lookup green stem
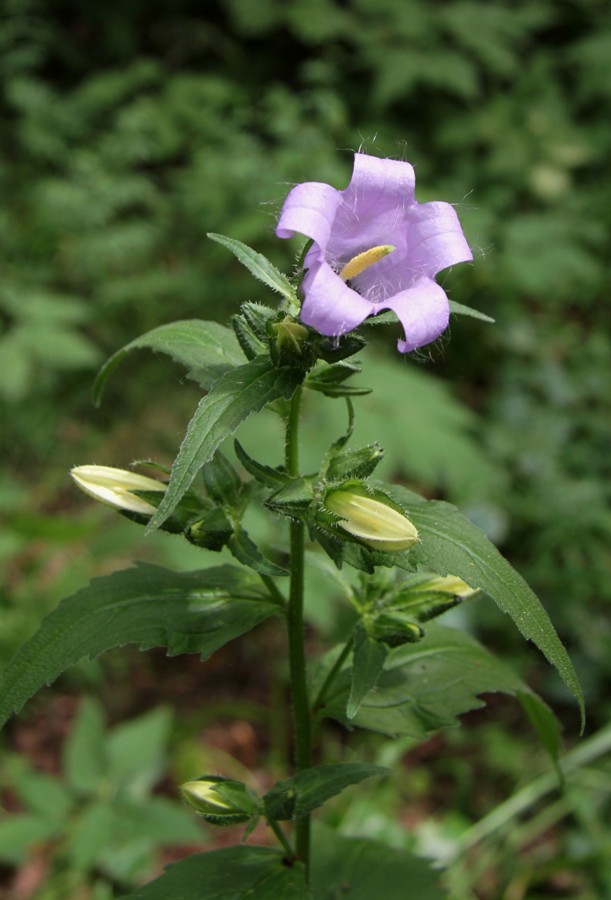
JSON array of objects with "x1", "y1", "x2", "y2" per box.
[
  {"x1": 268, "y1": 818, "x2": 296, "y2": 861},
  {"x1": 311, "y1": 636, "x2": 354, "y2": 714},
  {"x1": 284, "y1": 386, "x2": 312, "y2": 874}
]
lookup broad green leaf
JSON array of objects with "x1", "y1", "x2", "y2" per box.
[
  {"x1": 121, "y1": 845, "x2": 307, "y2": 899},
  {"x1": 63, "y1": 696, "x2": 108, "y2": 795},
  {"x1": 10, "y1": 766, "x2": 73, "y2": 819},
  {"x1": 448, "y1": 300, "x2": 495, "y2": 322},
  {"x1": 106, "y1": 706, "x2": 172, "y2": 794},
  {"x1": 208, "y1": 232, "x2": 298, "y2": 305},
  {"x1": 0, "y1": 814, "x2": 63, "y2": 865},
  {"x1": 67, "y1": 800, "x2": 116, "y2": 871},
  {"x1": 347, "y1": 625, "x2": 388, "y2": 720},
  {"x1": 378, "y1": 482, "x2": 584, "y2": 727},
  {"x1": 320, "y1": 624, "x2": 560, "y2": 759},
  {"x1": 0, "y1": 564, "x2": 279, "y2": 728},
  {"x1": 93, "y1": 320, "x2": 244, "y2": 404},
  {"x1": 264, "y1": 763, "x2": 388, "y2": 821},
  {"x1": 147, "y1": 357, "x2": 302, "y2": 532},
  {"x1": 311, "y1": 824, "x2": 444, "y2": 899}
]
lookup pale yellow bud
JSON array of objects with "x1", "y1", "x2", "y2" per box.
[
  {"x1": 180, "y1": 780, "x2": 234, "y2": 814},
  {"x1": 325, "y1": 489, "x2": 419, "y2": 552},
  {"x1": 419, "y1": 574, "x2": 477, "y2": 598},
  {"x1": 70, "y1": 465, "x2": 166, "y2": 516},
  {"x1": 339, "y1": 245, "x2": 396, "y2": 281}
]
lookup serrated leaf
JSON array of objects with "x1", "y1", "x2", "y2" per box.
[
  {"x1": 449, "y1": 300, "x2": 495, "y2": 323},
  {"x1": 263, "y1": 763, "x2": 388, "y2": 821},
  {"x1": 347, "y1": 625, "x2": 388, "y2": 720},
  {"x1": 377, "y1": 482, "x2": 584, "y2": 728},
  {"x1": 208, "y1": 233, "x2": 297, "y2": 304},
  {"x1": 120, "y1": 845, "x2": 307, "y2": 899},
  {"x1": 147, "y1": 357, "x2": 302, "y2": 531},
  {"x1": 0, "y1": 564, "x2": 279, "y2": 728},
  {"x1": 311, "y1": 824, "x2": 444, "y2": 899},
  {"x1": 93, "y1": 320, "x2": 244, "y2": 404},
  {"x1": 321, "y1": 624, "x2": 560, "y2": 758}
]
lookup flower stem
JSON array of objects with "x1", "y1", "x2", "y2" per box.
[{"x1": 284, "y1": 386, "x2": 312, "y2": 874}]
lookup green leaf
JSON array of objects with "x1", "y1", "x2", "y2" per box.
[
  {"x1": 378, "y1": 483, "x2": 584, "y2": 728},
  {"x1": 208, "y1": 233, "x2": 298, "y2": 305},
  {"x1": 234, "y1": 439, "x2": 287, "y2": 487},
  {"x1": 147, "y1": 357, "x2": 302, "y2": 532},
  {"x1": 0, "y1": 564, "x2": 279, "y2": 728},
  {"x1": 227, "y1": 526, "x2": 289, "y2": 577},
  {"x1": 202, "y1": 451, "x2": 242, "y2": 506},
  {"x1": 93, "y1": 320, "x2": 244, "y2": 404},
  {"x1": 263, "y1": 763, "x2": 388, "y2": 821},
  {"x1": 63, "y1": 697, "x2": 109, "y2": 795},
  {"x1": 311, "y1": 824, "x2": 444, "y2": 899},
  {"x1": 121, "y1": 845, "x2": 307, "y2": 899},
  {"x1": 106, "y1": 706, "x2": 172, "y2": 794},
  {"x1": 347, "y1": 625, "x2": 388, "y2": 720},
  {"x1": 0, "y1": 814, "x2": 63, "y2": 865},
  {"x1": 320, "y1": 624, "x2": 560, "y2": 758},
  {"x1": 448, "y1": 300, "x2": 495, "y2": 323}
]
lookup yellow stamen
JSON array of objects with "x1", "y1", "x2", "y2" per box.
[{"x1": 339, "y1": 244, "x2": 395, "y2": 281}]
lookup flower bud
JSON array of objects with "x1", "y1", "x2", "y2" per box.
[
  {"x1": 70, "y1": 465, "x2": 166, "y2": 516},
  {"x1": 180, "y1": 776, "x2": 260, "y2": 826},
  {"x1": 417, "y1": 574, "x2": 477, "y2": 599},
  {"x1": 324, "y1": 486, "x2": 419, "y2": 552}
]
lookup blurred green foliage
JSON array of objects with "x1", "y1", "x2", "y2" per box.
[{"x1": 1, "y1": 0, "x2": 610, "y2": 893}]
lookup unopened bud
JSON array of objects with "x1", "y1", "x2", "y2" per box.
[
  {"x1": 180, "y1": 776, "x2": 260, "y2": 826},
  {"x1": 324, "y1": 487, "x2": 419, "y2": 552},
  {"x1": 418, "y1": 574, "x2": 477, "y2": 598},
  {"x1": 70, "y1": 465, "x2": 166, "y2": 516}
]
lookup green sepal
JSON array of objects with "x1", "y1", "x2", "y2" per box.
[
  {"x1": 386, "y1": 574, "x2": 470, "y2": 622},
  {"x1": 234, "y1": 440, "x2": 287, "y2": 488},
  {"x1": 309, "y1": 523, "x2": 417, "y2": 576},
  {"x1": 186, "y1": 507, "x2": 233, "y2": 551},
  {"x1": 449, "y1": 300, "x2": 495, "y2": 323},
  {"x1": 311, "y1": 332, "x2": 367, "y2": 363},
  {"x1": 369, "y1": 612, "x2": 425, "y2": 647},
  {"x1": 268, "y1": 316, "x2": 317, "y2": 371},
  {"x1": 201, "y1": 451, "x2": 242, "y2": 507},
  {"x1": 263, "y1": 763, "x2": 388, "y2": 821},
  {"x1": 265, "y1": 477, "x2": 315, "y2": 519},
  {"x1": 326, "y1": 443, "x2": 385, "y2": 481},
  {"x1": 181, "y1": 775, "x2": 262, "y2": 827}
]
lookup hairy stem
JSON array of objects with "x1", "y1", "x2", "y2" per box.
[{"x1": 284, "y1": 386, "x2": 312, "y2": 873}]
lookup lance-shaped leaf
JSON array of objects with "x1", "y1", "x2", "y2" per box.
[
  {"x1": 376, "y1": 482, "x2": 584, "y2": 728},
  {"x1": 347, "y1": 624, "x2": 388, "y2": 720},
  {"x1": 93, "y1": 320, "x2": 244, "y2": 404},
  {"x1": 0, "y1": 564, "x2": 280, "y2": 728},
  {"x1": 263, "y1": 763, "x2": 388, "y2": 821},
  {"x1": 121, "y1": 845, "x2": 307, "y2": 899},
  {"x1": 147, "y1": 357, "x2": 303, "y2": 532},
  {"x1": 208, "y1": 233, "x2": 298, "y2": 305},
  {"x1": 319, "y1": 625, "x2": 560, "y2": 759}
]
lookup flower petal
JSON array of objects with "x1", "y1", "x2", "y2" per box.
[
  {"x1": 403, "y1": 201, "x2": 473, "y2": 277},
  {"x1": 381, "y1": 277, "x2": 450, "y2": 353},
  {"x1": 300, "y1": 252, "x2": 372, "y2": 336},
  {"x1": 275, "y1": 181, "x2": 342, "y2": 247}
]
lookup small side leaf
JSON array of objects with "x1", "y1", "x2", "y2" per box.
[
  {"x1": 449, "y1": 300, "x2": 495, "y2": 323},
  {"x1": 234, "y1": 439, "x2": 287, "y2": 487},
  {"x1": 148, "y1": 357, "x2": 303, "y2": 531},
  {"x1": 347, "y1": 624, "x2": 388, "y2": 720},
  {"x1": 0, "y1": 564, "x2": 279, "y2": 728},
  {"x1": 263, "y1": 763, "x2": 388, "y2": 821},
  {"x1": 208, "y1": 233, "x2": 298, "y2": 305},
  {"x1": 227, "y1": 526, "x2": 289, "y2": 577},
  {"x1": 93, "y1": 320, "x2": 244, "y2": 404}
]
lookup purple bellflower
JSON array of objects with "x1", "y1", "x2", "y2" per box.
[{"x1": 276, "y1": 153, "x2": 473, "y2": 352}]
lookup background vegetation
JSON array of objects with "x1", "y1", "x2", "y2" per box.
[{"x1": 1, "y1": 0, "x2": 610, "y2": 896}]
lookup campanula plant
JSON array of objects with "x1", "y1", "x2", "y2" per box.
[{"x1": 0, "y1": 153, "x2": 583, "y2": 898}]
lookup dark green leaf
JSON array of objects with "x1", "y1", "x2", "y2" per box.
[
  {"x1": 93, "y1": 320, "x2": 244, "y2": 404},
  {"x1": 147, "y1": 357, "x2": 302, "y2": 532},
  {"x1": 227, "y1": 526, "x2": 289, "y2": 577},
  {"x1": 263, "y1": 763, "x2": 388, "y2": 821},
  {"x1": 378, "y1": 483, "x2": 584, "y2": 728},
  {"x1": 208, "y1": 233, "x2": 298, "y2": 305},
  {"x1": 347, "y1": 625, "x2": 388, "y2": 720},
  {"x1": 202, "y1": 451, "x2": 242, "y2": 505},
  {"x1": 234, "y1": 439, "x2": 287, "y2": 487},
  {"x1": 121, "y1": 845, "x2": 307, "y2": 899},
  {"x1": 311, "y1": 824, "x2": 444, "y2": 899},
  {"x1": 321, "y1": 624, "x2": 560, "y2": 758},
  {"x1": 0, "y1": 564, "x2": 279, "y2": 728}
]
